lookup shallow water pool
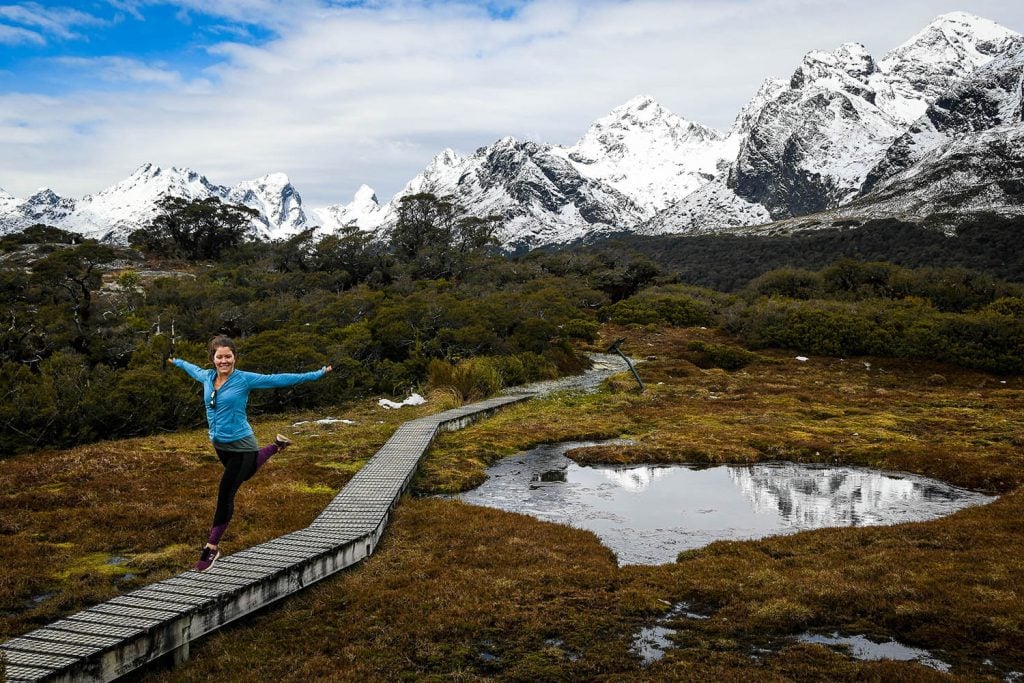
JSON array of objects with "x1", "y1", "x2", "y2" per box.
[{"x1": 454, "y1": 440, "x2": 996, "y2": 565}]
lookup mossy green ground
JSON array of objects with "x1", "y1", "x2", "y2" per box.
[{"x1": 3, "y1": 326, "x2": 1023, "y2": 681}]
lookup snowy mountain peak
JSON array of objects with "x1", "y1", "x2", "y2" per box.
[
  {"x1": 26, "y1": 188, "x2": 65, "y2": 206},
  {"x1": 832, "y1": 42, "x2": 877, "y2": 79},
  {"x1": 611, "y1": 94, "x2": 673, "y2": 122},
  {"x1": 792, "y1": 42, "x2": 878, "y2": 98},
  {"x1": 353, "y1": 184, "x2": 379, "y2": 206},
  {"x1": 870, "y1": 12, "x2": 1022, "y2": 124},
  {"x1": 491, "y1": 136, "x2": 521, "y2": 151},
  {"x1": 311, "y1": 182, "x2": 388, "y2": 234},
  {"x1": 906, "y1": 11, "x2": 1021, "y2": 56},
  {"x1": 229, "y1": 172, "x2": 306, "y2": 239},
  {"x1": 547, "y1": 96, "x2": 731, "y2": 217},
  {"x1": 588, "y1": 95, "x2": 723, "y2": 146},
  {"x1": 426, "y1": 148, "x2": 466, "y2": 173},
  {"x1": 126, "y1": 162, "x2": 208, "y2": 186},
  {"x1": 880, "y1": 11, "x2": 1021, "y2": 87}
]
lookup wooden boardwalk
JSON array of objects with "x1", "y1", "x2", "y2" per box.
[{"x1": 1, "y1": 394, "x2": 532, "y2": 682}]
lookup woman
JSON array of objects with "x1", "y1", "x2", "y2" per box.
[{"x1": 170, "y1": 335, "x2": 332, "y2": 571}]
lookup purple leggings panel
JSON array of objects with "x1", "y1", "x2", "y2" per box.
[{"x1": 207, "y1": 442, "x2": 280, "y2": 546}]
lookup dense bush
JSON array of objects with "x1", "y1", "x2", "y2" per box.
[
  {"x1": 599, "y1": 286, "x2": 728, "y2": 327},
  {"x1": 0, "y1": 218, "x2": 614, "y2": 453},
  {"x1": 725, "y1": 297, "x2": 1024, "y2": 373}
]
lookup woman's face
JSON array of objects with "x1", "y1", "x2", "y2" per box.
[{"x1": 212, "y1": 346, "x2": 236, "y2": 374}]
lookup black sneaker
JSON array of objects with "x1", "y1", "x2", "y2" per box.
[{"x1": 195, "y1": 546, "x2": 221, "y2": 572}]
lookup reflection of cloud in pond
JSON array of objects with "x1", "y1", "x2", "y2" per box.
[{"x1": 601, "y1": 466, "x2": 671, "y2": 492}]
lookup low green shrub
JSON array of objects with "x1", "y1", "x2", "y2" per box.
[
  {"x1": 685, "y1": 341, "x2": 761, "y2": 371},
  {"x1": 601, "y1": 292, "x2": 716, "y2": 327}
]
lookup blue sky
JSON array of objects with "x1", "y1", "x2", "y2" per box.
[{"x1": 2, "y1": 0, "x2": 1023, "y2": 207}]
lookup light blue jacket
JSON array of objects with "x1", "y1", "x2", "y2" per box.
[{"x1": 172, "y1": 358, "x2": 327, "y2": 443}]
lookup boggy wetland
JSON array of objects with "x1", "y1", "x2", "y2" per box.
[{"x1": 2, "y1": 325, "x2": 1023, "y2": 681}]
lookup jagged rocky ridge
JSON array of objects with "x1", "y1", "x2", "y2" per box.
[
  {"x1": 1, "y1": 11, "x2": 1021, "y2": 249},
  {"x1": 0, "y1": 164, "x2": 309, "y2": 243}
]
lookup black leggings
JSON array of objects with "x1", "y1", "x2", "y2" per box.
[
  {"x1": 207, "y1": 443, "x2": 281, "y2": 545},
  {"x1": 213, "y1": 448, "x2": 259, "y2": 525}
]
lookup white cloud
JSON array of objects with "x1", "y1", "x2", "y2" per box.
[
  {"x1": 0, "y1": 21, "x2": 44, "y2": 45},
  {"x1": 0, "y1": 2, "x2": 107, "y2": 40},
  {"x1": 1, "y1": 0, "x2": 1023, "y2": 209},
  {"x1": 51, "y1": 56, "x2": 184, "y2": 86}
]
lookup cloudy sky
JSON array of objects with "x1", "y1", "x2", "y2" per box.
[{"x1": 2, "y1": 0, "x2": 1023, "y2": 207}]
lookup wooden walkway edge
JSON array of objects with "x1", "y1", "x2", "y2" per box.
[{"x1": 1, "y1": 393, "x2": 532, "y2": 682}]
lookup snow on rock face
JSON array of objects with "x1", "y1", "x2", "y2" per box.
[
  {"x1": 423, "y1": 137, "x2": 644, "y2": 249},
  {"x1": 228, "y1": 172, "x2": 308, "y2": 239},
  {"x1": 0, "y1": 188, "x2": 17, "y2": 212},
  {"x1": 759, "y1": 124, "x2": 1024, "y2": 233},
  {"x1": 0, "y1": 187, "x2": 78, "y2": 234},
  {"x1": 638, "y1": 180, "x2": 772, "y2": 236},
  {"x1": 728, "y1": 12, "x2": 1022, "y2": 223},
  {"x1": 0, "y1": 163, "x2": 315, "y2": 242},
  {"x1": 399, "y1": 147, "x2": 466, "y2": 197},
  {"x1": 313, "y1": 183, "x2": 388, "y2": 233},
  {"x1": 61, "y1": 163, "x2": 224, "y2": 241},
  {"x1": 865, "y1": 124, "x2": 1024, "y2": 218},
  {"x1": 551, "y1": 95, "x2": 730, "y2": 217},
  {"x1": 793, "y1": 43, "x2": 878, "y2": 98},
  {"x1": 873, "y1": 11, "x2": 1024, "y2": 124},
  {"x1": 729, "y1": 45, "x2": 903, "y2": 220},
  {"x1": 862, "y1": 44, "x2": 1024, "y2": 196}
]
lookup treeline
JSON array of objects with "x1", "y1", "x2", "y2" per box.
[
  {"x1": 604, "y1": 259, "x2": 1024, "y2": 374},
  {"x1": 3, "y1": 197, "x2": 1023, "y2": 455},
  {"x1": 0, "y1": 194, "x2": 659, "y2": 454},
  {"x1": 590, "y1": 214, "x2": 1024, "y2": 291}
]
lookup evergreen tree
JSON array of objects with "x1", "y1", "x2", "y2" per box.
[{"x1": 131, "y1": 196, "x2": 259, "y2": 260}]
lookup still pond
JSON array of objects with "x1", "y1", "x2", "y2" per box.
[{"x1": 453, "y1": 439, "x2": 996, "y2": 565}]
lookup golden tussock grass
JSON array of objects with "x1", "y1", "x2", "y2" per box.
[{"x1": 4, "y1": 324, "x2": 1024, "y2": 680}]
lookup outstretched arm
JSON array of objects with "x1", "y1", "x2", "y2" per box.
[
  {"x1": 243, "y1": 365, "x2": 332, "y2": 390},
  {"x1": 168, "y1": 357, "x2": 209, "y2": 383}
]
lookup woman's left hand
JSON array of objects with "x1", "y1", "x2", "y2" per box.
[{"x1": 324, "y1": 365, "x2": 333, "y2": 373}]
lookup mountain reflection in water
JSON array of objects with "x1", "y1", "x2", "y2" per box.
[{"x1": 453, "y1": 441, "x2": 996, "y2": 565}]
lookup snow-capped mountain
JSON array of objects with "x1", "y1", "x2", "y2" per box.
[
  {"x1": 550, "y1": 95, "x2": 732, "y2": 217},
  {"x1": 872, "y1": 11, "x2": 1023, "y2": 124},
  {"x1": 676, "y1": 11, "x2": 1024, "y2": 232},
  {"x1": 755, "y1": 45, "x2": 1024, "y2": 233},
  {"x1": 0, "y1": 164, "x2": 310, "y2": 242},
  {"x1": 312, "y1": 184, "x2": 388, "y2": 234},
  {"x1": 1, "y1": 11, "x2": 1021, "y2": 250},
  {"x1": 729, "y1": 41, "x2": 904, "y2": 219},
  {"x1": 317, "y1": 96, "x2": 732, "y2": 248},
  {"x1": 227, "y1": 172, "x2": 307, "y2": 237},
  {"x1": 388, "y1": 137, "x2": 645, "y2": 249},
  {"x1": 863, "y1": 44, "x2": 1024, "y2": 194}
]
